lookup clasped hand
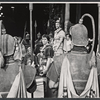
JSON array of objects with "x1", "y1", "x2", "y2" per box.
[{"x1": 39, "y1": 67, "x2": 47, "y2": 76}]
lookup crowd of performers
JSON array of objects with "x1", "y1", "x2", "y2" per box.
[{"x1": 0, "y1": 16, "x2": 100, "y2": 98}]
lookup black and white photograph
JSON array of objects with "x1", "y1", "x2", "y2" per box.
[{"x1": 0, "y1": 2, "x2": 99, "y2": 98}]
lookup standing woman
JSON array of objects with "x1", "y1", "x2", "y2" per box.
[{"x1": 53, "y1": 18, "x2": 65, "y2": 56}]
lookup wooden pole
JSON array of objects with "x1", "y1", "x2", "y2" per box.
[
  {"x1": 34, "y1": 20, "x2": 37, "y2": 41},
  {"x1": 0, "y1": 20, "x2": 2, "y2": 51},
  {"x1": 47, "y1": 20, "x2": 49, "y2": 34},
  {"x1": 76, "y1": 4, "x2": 81, "y2": 23},
  {"x1": 98, "y1": 4, "x2": 100, "y2": 53},
  {"x1": 29, "y1": 3, "x2": 33, "y2": 58},
  {"x1": 0, "y1": 4, "x2": 2, "y2": 51},
  {"x1": 64, "y1": 3, "x2": 70, "y2": 34}
]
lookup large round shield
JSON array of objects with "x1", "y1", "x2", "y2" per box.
[{"x1": 22, "y1": 64, "x2": 37, "y2": 93}]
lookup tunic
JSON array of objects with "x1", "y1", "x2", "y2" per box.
[
  {"x1": 37, "y1": 44, "x2": 54, "y2": 75},
  {"x1": 53, "y1": 28, "x2": 65, "y2": 56},
  {"x1": 21, "y1": 39, "x2": 31, "y2": 50}
]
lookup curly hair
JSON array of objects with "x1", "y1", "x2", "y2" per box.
[{"x1": 42, "y1": 34, "x2": 50, "y2": 42}]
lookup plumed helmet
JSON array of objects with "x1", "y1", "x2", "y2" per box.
[
  {"x1": 1, "y1": 23, "x2": 6, "y2": 34},
  {"x1": 1, "y1": 23, "x2": 5, "y2": 29},
  {"x1": 55, "y1": 17, "x2": 61, "y2": 23},
  {"x1": 37, "y1": 32, "x2": 41, "y2": 36},
  {"x1": 70, "y1": 24, "x2": 88, "y2": 46},
  {"x1": 26, "y1": 33, "x2": 30, "y2": 39}
]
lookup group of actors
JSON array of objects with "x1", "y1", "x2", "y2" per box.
[
  {"x1": 22, "y1": 18, "x2": 72, "y2": 75},
  {"x1": 18, "y1": 18, "x2": 73, "y2": 98},
  {"x1": 1, "y1": 16, "x2": 99, "y2": 98},
  {"x1": 18, "y1": 17, "x2": 100, "y2": 98}
]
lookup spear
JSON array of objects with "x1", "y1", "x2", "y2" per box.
[
  {"x1": 0, "y1": 20, "x2": 1, "y2": 51},
  {"x1": 34, "y1": 20, "x2": 37, "y2": 41},
  {"x1": 47, "y1": 20, "x2": 49, "y2": 27},
  {"x1": 29, "y1": 3, "x2": 33, "y2": 58},
  {"x1": 22, "y1": 21, "x2": 27, "y2": 40},
  {"x1": 47, "y1": 20, "x2": 50, "y2": 34},
  {"x1": 29, "y1": 3, "x2": 34, "y2": 98}
]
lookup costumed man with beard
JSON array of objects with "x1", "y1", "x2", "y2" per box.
[
  {"x1": 47, "y1": 15, "x2": 99, "y2": 98},
  {"x1": 44, "y1": 17, "x2": 65, "y2": 97},
  {"x1": 34, "y1": 32, "x2": 43, "y2": 69},
  {"x1": 35, "y1": 32, "x2": 42, "y2": 47},
  {"x1": 22, "y1": 32, "x2": 31, "y2": 51},
  {"x1": 34, "y1": 32, "x2": 43, "y2": 56}
]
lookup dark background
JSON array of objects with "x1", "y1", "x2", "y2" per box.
[{"x1": 0, "y1": 3, "x2": 98, "y2": 50}]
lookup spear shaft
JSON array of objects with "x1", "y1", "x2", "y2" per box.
[
  {"x1": 34, "y1": 20, "x2": 37, "y2": 41},
  {"x1": 29, "y1": 3, "x2": 33, "y2": 57},
  {"x1": 0, "y1": 20, "x2": 1, "y2": 51}
]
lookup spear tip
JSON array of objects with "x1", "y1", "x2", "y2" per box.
[{"x1": 34, "y1": 20, "x2": 37, "y2": 27}]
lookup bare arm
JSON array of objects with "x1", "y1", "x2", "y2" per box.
[
  {"x1": 46, "y1": 58, "x2": 51, "y2": 70},
  {"x1": 42, "y1": 57, "x2": 52, "y2": 75}
]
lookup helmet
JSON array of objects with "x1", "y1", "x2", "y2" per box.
[
  {"x1": 37, "y1": 32, "x2": 41, "y2": 36},
  {"x1": 70, "y1": 24, "x2": 88, "y2": 46},
  {"x1": 1, "y1": 23, "x2": 6, "y2": 34},
  {"x1": 55, "y1": 17, "x2": 61, "y2": 23},
  {"x1": 26, "y1": 33, "x2": 30, "y2": 39}
]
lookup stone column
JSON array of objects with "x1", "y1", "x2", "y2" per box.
[{"x1": 64, "y1": 3, "x2": 70, "y2": 34}]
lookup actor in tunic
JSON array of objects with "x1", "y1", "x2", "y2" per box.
[
  {"x1": 53, "y1": 18, "x2": 65, "y2": 56},
  {"x1": 34, "y1": 32, "x2": 43, "y2": 56},
  {"x1": 22, "y1": 32, "x2": 31, "y2": 50},
  {"x1": 37, "y1": 34, "x2": 54, "y2": 76}
]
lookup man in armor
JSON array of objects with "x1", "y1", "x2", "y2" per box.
[{"x1": 53, "y1": 18, "x2": 65, "y2": 56}]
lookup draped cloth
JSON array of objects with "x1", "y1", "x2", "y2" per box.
[
  {"x1": 1, "y1": 34, "x2": 15, "y2": 56},
  {"x1": 14, "y1": 43, "x2": 23, "y2": 61},
  {"x1": 7, "y1": 66, "x2": 27, "y2": 98},
  {"x1": 58, "y1": 56, "x2": 99, "y2": 98},
  {"x1": 63, "y1": 38, "x2": 72, "y2": 52}
]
